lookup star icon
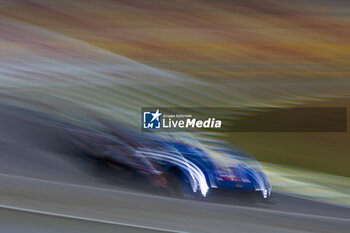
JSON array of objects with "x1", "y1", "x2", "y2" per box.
[{"x1": 151, "y1": 109, "x2": 162, "y2": 122}]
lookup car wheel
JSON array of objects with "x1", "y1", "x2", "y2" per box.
[{"x1": 168, "y1": 169, "x2": 196, "y2": 199}]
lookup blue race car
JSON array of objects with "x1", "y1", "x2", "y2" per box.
[{"x1": 52, "y1": 118, "x2": 271, "y2": 200}]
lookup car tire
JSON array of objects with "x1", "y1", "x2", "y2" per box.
[{"x1": 168, "y1": 169, "x2": 196, "y2": 199}]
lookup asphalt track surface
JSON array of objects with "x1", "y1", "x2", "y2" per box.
[{"x1": 0, "y1": 104, "x2": 349, "y2": 233}]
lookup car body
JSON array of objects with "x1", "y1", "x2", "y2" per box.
[{"x1": 51, "y1": 118, "x2": 271, "y2": 200}]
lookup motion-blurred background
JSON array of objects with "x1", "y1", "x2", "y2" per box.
[{"x1": 1, "y1": 0, "x2": 350, "y2": 205}]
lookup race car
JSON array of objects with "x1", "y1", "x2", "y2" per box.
[{"x1": 50, "y1": 118, "x2": 271, "y2": 200}]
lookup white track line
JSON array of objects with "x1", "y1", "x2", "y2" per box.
[{"x1": 0, "y1": 204, "x2": 187, "y2": 233}]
